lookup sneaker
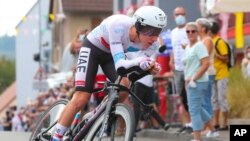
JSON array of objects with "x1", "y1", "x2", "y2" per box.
[
  {"x1": 177, "y1": 126, "x2": 186, "y2": 133},
  {"x1": 135, "y1": 128, "x2": 142, "y2": 132},
  {"x1": 218, "y1": 126, "x2": 229, "y2": 131},
  {"x1": 214, "y1": 124, "x2": 220, "y2": 130},
  {"x1": 181, "y1": 126, "x2": 193, "y2": 134},
  {"x1": 201, "y1": 129, "x2": 209, "y2": 135},
  {"x1": 164, "y1": 123, "x2": 170, "y2": 131},
  {"x1": 206, "y1": 130, "x2": 219, "y2": 138}
]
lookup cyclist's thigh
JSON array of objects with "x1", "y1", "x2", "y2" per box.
[
  {"x1": 75, "y1": 39, "x2": 99, "y2": 93},
  {"x1": 99, "y1": 53, "x2": 118, "y2": 82}
]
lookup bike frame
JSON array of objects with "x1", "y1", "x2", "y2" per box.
[
  {"x1": 72, "y1": 76, "x2": 122, "y2": 141},
  {"x1": 71, "y1": 75, "x2": 168, "y2": 141}
]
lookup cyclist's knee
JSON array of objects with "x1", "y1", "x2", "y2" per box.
[
  {"x1": 121, "y1": 77, "x2": 129, "y2": 87},
  {"x1": 71, "y1": 91, "x2": 91, "y2": 110}
]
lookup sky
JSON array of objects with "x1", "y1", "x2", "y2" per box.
[{"x1": 0, "y1": 0, "x2": 37, "y2": 36}]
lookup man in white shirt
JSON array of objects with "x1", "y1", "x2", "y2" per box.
[{"x1": 169, "y1": 6, "x2": 192, "y2": 134}]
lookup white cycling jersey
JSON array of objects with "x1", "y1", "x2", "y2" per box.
[
  {"x1": 87, "y1": 14, "x2": 159, "y2": 71},
  {"x1": 75, "y1": 14, "x2": 160, "y2": 92}
]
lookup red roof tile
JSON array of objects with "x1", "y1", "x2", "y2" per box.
[
  {"x1": 0, "y1": 82, "x2": 16, "y2": 113},
  {"x1": 62, "y1": 0, "x2": 113, "y2": 13}
]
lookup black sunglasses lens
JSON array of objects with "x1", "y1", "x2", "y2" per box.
[{"x1": 186, "y1": 30, "x2": 196, "y2": 34}]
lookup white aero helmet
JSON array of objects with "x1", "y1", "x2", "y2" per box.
[{"x1": 133, "y1": 6, "x2": 167, "y2": 29}]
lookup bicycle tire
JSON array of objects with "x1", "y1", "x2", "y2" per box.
[
  {"x1": 29, "y1": 99, "x2": 69, "y2": 141},
  {"x1": 84, "y1": 103, "x2": 135, "y2": 141}
]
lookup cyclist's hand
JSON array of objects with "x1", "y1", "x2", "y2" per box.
[{"x1": 139, "y1": 58, "x2": 155, "y2": 71}]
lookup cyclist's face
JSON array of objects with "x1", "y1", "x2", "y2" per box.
[
  {"x1": 138, "y1": 26, "x2": 162, "y2": 49},
  {"x1": 139, "y1": 34, "x2": 158, "y2": 49}
]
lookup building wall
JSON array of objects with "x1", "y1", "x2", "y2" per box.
[
  {"x1": 63, "y1": 13, "x2": 92, "y2": 47},
  {"x1": 16, "y1": 0, "x2": 52, "y2": 107},
  {"x1": 60, "y1": 13, "x2": 110, "y2": 53},
  {"x1": 158, "y1": 0, "x2": 201, "y2": 30}
]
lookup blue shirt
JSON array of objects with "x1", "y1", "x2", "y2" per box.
[{"x1": 183, "y1": 41, "x2": 208, "y2": 82}]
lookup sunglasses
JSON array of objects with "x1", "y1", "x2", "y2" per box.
[
  {"x1": 186, "y1": 30, "x2": 197, "y2": 34},
  {"x1": 141, "y1": 29, "x2": 162, "y2": 37},
  {"x1": 140, "y1": 25, "x2": 162, "y2": 37}
]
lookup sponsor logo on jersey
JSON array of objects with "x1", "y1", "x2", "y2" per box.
[
  {"x1": 113, "y1": 52, "x2": 125, "y2": 64},
  {"x1": 126, "y1": 46, "x2": 139, "y2": 52}
]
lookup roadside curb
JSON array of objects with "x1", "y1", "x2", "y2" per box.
[{"x1": 136, "y1": 128, "x2": 228, "y2": 141}]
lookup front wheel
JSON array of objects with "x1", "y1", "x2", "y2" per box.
[
  {"x1": 85, "y1": 103, "x2": 135, "y2": 141},
  {"x1": 29, "y1": 99, "x2": 69, "y2": 141}
]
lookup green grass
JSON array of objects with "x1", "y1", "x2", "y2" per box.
[{"x1": 228, "y1": 67, "x2": 250, "y2": 118}]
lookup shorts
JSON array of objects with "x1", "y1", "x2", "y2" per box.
[
  {"x1": 74, "y1": 39, "x2": 118, "y2": 93},
  {"x1": 212, "y1": 78, "x2": 229, "y2": 112},
  {"x1": 174, "y1": 70, "x2": 188, "y2": 111}
]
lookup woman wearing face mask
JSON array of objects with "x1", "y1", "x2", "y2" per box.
[{"x1": 241, "y1": 46, "x2": 250, "y2": 78}]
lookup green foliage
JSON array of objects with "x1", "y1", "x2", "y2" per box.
[
  {"x1": 228, "y1": 67, "x2": 250, "y2": 118},
  {"x1": 0, "y1": 57, "x2": 16, "y2": 94}
]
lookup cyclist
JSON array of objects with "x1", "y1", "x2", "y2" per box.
[{"x1": 51, "y1": 5, "x2": 167, "y2": 141}]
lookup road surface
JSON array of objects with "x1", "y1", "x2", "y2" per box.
[{"x1": 0, "y1": 131, "x2": 175, "y2": 141}]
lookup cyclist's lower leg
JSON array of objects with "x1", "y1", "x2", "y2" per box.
[
  {"x1": 118, "y1": 77, "x2": 130, "y2": 102},
  {"x1": 51, "y1": 91, "x2": 91, "y2": 141}
]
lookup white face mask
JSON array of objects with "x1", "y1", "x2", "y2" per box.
[{"x1": 175, "y1": 15, "x2": 186, "y2": 26}]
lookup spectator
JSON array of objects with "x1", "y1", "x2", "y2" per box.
[
  {"x1": 60, "y1": 29, "x2": 89, "y2": 72},
  {"x1": 169, "y1": 6, "x2": 192, "y2": 133},
  {"x1": 209, "y1": 21, "x2": 230, "y2": 130},
  {"x1": 3, "y1": 110, "x2": 12, "y2": 131},
  {"x1": 196, "y1": 18, "x2": 215, "y2": 134},
  {"x1": 241, "y1": 45, "x2": 250, "y2": 78},
  {"x1": 183, "y1": 22, "x2": 218, "y2": 141},
  {"x1": 12, "y1": 110, "x2": 25, "y2": 132}
]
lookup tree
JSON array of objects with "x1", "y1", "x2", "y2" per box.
[{"x1": 0, "y1": 57, "x2": 15, "y2": 94}]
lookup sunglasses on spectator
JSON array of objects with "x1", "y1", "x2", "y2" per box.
[{"x1": 186, "y1": 30, "x2": 197, "y2": 34}]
